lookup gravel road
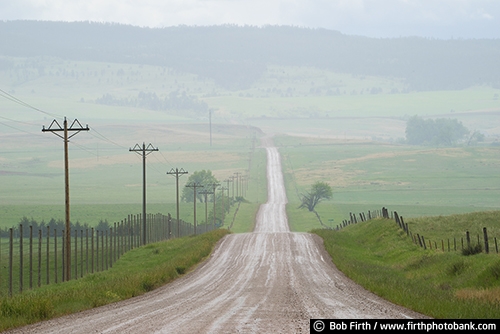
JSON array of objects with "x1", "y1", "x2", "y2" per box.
[{"x1": 9, "y1": 144, "x2": 427, "y2": 334}]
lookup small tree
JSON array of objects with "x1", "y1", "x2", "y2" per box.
[
  {"x1": 299, "y1": 181, "x2": 332, "y2": 212},
  {"x1": 182, "y1": 170, "x2": 219, "y2": 203}
]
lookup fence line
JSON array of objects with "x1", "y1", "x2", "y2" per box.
[
  {"x1": 0, "y1": 212, "x2": 217, "y2": 298},
  {"x1": 333, "y1": 207, "x2": 499, "y2": 255}
]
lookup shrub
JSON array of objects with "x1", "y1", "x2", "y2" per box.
[
  {"x1": 462, "y1": 244, "x2": 483, "y2": 256},
  {"x1": 448, "y1": 260, "x2": 467, "y2": 276}
]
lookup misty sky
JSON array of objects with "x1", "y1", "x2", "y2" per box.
[{"x1": 1, "y1": 0, "x2": 499, "y2": 39}]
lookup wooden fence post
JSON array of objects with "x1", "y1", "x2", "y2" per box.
[
  {"x1": 101, "y1": 230, "x2": 104, "y2": 271},
  {"x1": 9, "y1": 228, "x2": 13, "y2": 297},
  {"x1": 96, "y1": 230, "x2": 99, "y2": 272},
  {"x1": 80, "y1": 230, "x2": 83, "y2": 278},
  {"x1": 86, "y1": 229, "x2": 89, "y2": 275},
  {"x1": 113, "y1": 224, "x2": 116, "y2": 263},
  {"x1": 20, "y1": 224, "x2": 23, "y2": 293},
  {"x1": 74, "y1": 229, "x2": 78, "y2": 280},
  {"x1": 38, "y1": 229, "x2": 42, "y2": 287},
  {"x1": 483, "y1": 227, "x2": 489, "y2": 254},
  {"x1": 54, "y1": 229, "x2": 58, "y2": 284},
  {"x1": 91, "y1": 228, "x2": 94, "y2": 274},
  {"x1": 29, "y1": 225, "x2": 33, "y2": 290},
  {"x1": 105, "y1": 230, "x2": 108, "y2": 271},
  {"x1": 62, "y1": 231, "x2": 65, "y2": 282},
  {"x1": 46, "y1": 226, "x2": 50, "y2": 285}
]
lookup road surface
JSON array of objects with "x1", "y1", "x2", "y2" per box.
[{"x1": 9, "y1": 143, "x2": 427, "y2": 334}]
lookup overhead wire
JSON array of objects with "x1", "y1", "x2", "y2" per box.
[
  {"x1": 0, "y1": 88, "x2": 126, "y2": 154},
  {"x1": 0, "y1": 88, "x2": 63, "y2": 118},
  {"x1": 0, "y1": 87, "x2": 175, "y2": 175},
  {"x1": 0, "y1": 116, "x2": 52, "y2": 140},
  {"x1": 89, "y1": 127, "x2": 129, "y2": 150}
]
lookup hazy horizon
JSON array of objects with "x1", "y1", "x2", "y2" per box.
[{"x1": 1, "y1": 0, "x2": 500, "y2": 40}]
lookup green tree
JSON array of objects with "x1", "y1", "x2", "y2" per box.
[
  {"x1": 182, "y1": 170, "x2": 219, "y2": 203},
  {"x1": 405, "y1": 115, "x2": 469, "y2": 146},
  {"x1": 299, "y1": 181, "x2": 332, "y2": 212},
  {"x1": 299, "y1": 181, "x2": 332, "y2": 228}
]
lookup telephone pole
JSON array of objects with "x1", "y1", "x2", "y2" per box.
[
  {"x1": 208, "y1": 183, "x2": 219, "y2": 230},
  {"x1": 129, "y1": 143, "x2": 158, "y2": 245},
  {"x1": 198, "y1": 189, "x2": 213, "y2": 230},
  {"x1": 228, "y1": 175, "x2": 235, "y2": 199},
  {"x1": 42, "y1": 117, "x2": 89, "y2": 281},
  {"x1": 234, "y1": 172, "x2": 241, "y2": 198},
  {"x1": 185, "y1": 183, "x2": 203, "y2": 235},
  {"x1": 209, "y1": 109, "x2": 212, "y2": 147},
  {"x1": 167, "y1": 168, "x2": 188, "y2": 237},
  {"x1": 220, "y1": 186, "x2": 226, "y2": 225}
]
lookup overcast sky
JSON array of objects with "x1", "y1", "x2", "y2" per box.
[{"x1": 1, "y1": 0, "x2": 499, "y2": 39}]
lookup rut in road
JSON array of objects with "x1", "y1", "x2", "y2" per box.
[{"x1": 9, "y1": 144, "x2": 427, "y2": 334}]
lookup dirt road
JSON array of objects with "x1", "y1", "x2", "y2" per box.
[{"x1": 10, "y1": 145, "x2": 426, "y2": 334}]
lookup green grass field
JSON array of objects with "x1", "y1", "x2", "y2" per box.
[
  {"x1": 1, "y1": 56, "x2": 499, "y2": 237},
  {"x1": 278, "y1": 135, "x2": 500, "y2": 232},
  {"x1": 2, "y1": 46, "x2": 500, "y2": 327},
  {"x1": 313, "y1": 215, "x2": 500, "y2": 318},
  {"x1": 0, "y1": 229, "x2": 230, "y2": 331}
]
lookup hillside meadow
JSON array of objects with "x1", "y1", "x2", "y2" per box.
[
  {"x1": 274, "y1": 135, "x2": 500, "y2": 233},
  {"x1": 1, "y1": 57, "x2": 499, "y2": 233},
  {"x1": 313, "y1": 214, "x2": 500, "y2": 319},
  {"x1": 0, "y1": 118, "x2": 266, "y2": 230}
]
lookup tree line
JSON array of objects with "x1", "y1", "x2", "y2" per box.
[
  {"x1": 95, "y1": 90, "x2": 209, "y2": 115},
  {"x1": 1, "y1": 21, "x2": 499, "y2": 91},
  {"x1": 0, "y1": 217, "x2": 111, "y2": 238},
  {"x1": 405, "y1": 116, "x2": 484, "y2": 146}
]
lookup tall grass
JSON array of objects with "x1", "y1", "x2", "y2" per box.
[
  {"x1": 0, "y1": 229, "x2": 230, "y2": 332},
  {"x1": 313, "y1": 217, "x2": 500, "y2": 318}
]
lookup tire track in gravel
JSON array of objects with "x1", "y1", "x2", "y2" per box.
[{"x1": 8, "y1": 140, "x2": 427, "y2": 334}]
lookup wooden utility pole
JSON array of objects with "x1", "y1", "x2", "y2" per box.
[
  {"x1": 198, "y1": 189, "x2": 213, "y2": 230},
  {"x1": 228, "y1": 176, "x2": 235, "y2": 199},
  {"x1": 224, "y1": 179, "x2": 231, "y2": 200},
  {"x1": 220, "y1": 186, "x2": 226, "y2": 224},
  {"x1": 209, "y1": 183, "x2": 219, "y2": 229},
  {"x1": 129, "y1": 143, "x2": 158, "y2": 245},
  {"x1": 185, "y1": 183, "x2": 203, "y2": 235},
  {"x1": 209, "y1": 109, "x2": 212, "y2": 147},
  {"x1": 167, "y1": 168, "x2": 188, "y2": 237},
  {"x1": 42, "y1": 117, "x2": 89, "y2": 281},
  {"x1": 234, "y1": 172, "x2": 241, "y2": 198}
]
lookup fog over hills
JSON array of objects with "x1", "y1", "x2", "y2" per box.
[{"x1": 1, "y1": 21, "x2": 500, "y2": 91}]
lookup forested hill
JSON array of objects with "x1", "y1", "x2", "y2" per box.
[{"x1": 1, "y1": 20, "x2": 499, "y2": 91}]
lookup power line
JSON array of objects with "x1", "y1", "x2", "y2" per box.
[
  {"x1": 89, "y1": 127, "x2": 129, "y2": 150},
  {"x1": 0, "y1": 115, "x2": 37, "y2": 126},
  {"x1": 0, "y1": 88, "x2": 62, "y2": 118}
]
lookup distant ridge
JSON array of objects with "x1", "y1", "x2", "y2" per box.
[{"x1": 1, "y1": 20, "x2": 499, "y2": 90}]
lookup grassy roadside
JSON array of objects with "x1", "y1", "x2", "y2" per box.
[
  {"x1": 0, "y1": 229, "x2": 230, "y2": 332},
  {"x1": 313, "y1": 218, "x2": 500, "y2": 319}
]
